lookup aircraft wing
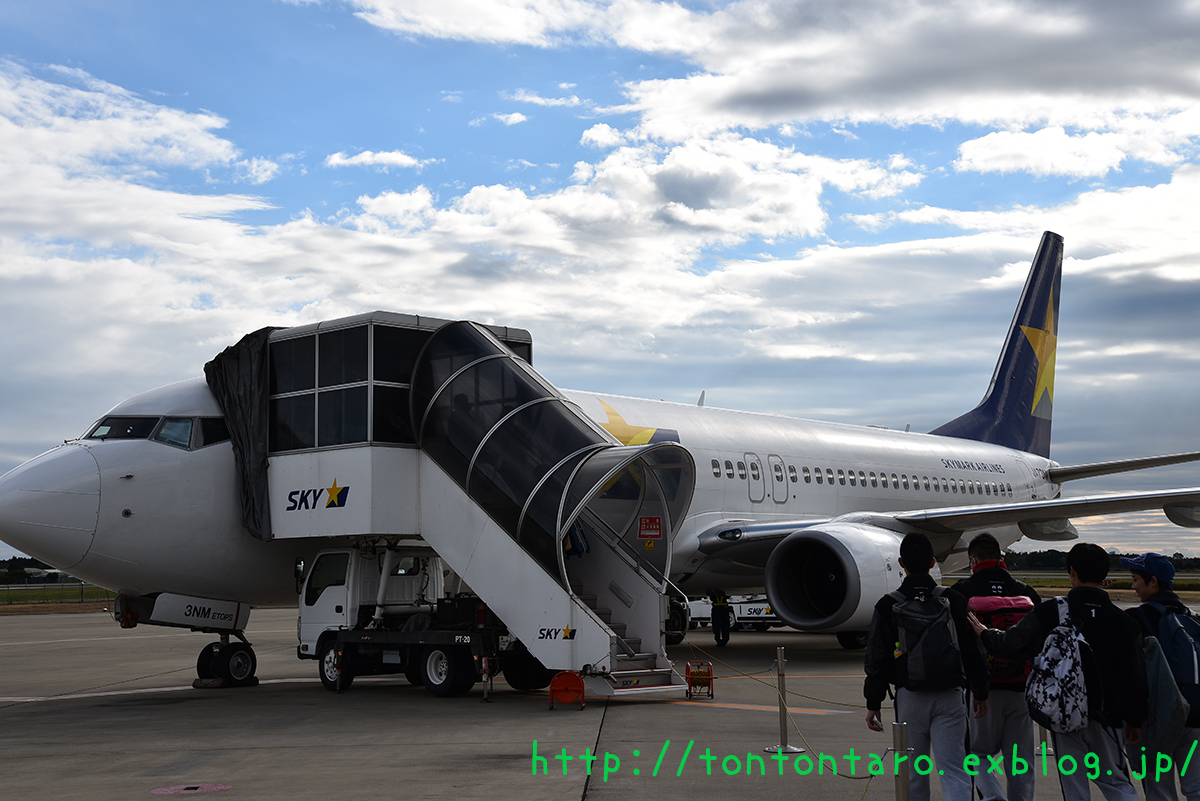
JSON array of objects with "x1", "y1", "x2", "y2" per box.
[
  {"x1": 695, "y1": 487, "x2": 1200, "y2": 573},
  {"x1": 882, "y1": 486, "x2": 1200, "y2": 541}
]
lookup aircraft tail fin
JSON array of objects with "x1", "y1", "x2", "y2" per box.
[{"x1": 929, "y1": 231, "x2": 1062, "y2": 458}]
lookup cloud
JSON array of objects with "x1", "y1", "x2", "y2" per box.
[
  {"x1": 324, "y1": 149, "x2": 436, "y2": 170},
  {"x1": 956, "y1": 127, "x2": 1129, "y2": 177},
  {"x1": 504, "y1": 88, "x2": 583, "y2": 107},
  {"x1": 580, "y1": 123, "x2": 625, "y2": 148},
  {"x1": 470, "y1": 112, "x2": 529, "y2": 126}
]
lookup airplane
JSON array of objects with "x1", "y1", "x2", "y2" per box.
[{"x1": 2, "y1": 230, "x2": 1199, "y2": 683}]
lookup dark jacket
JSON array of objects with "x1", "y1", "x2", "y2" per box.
[
  {"x1": 980, "y1": 586, "x2": 1148, "y2": 728},
  {"x1": 864, "y1": 573, "x2": 990, "y2": 712},
  {"x1": 950, "y1": 564, "x2": 1042, "y2": 691},
  {"x1": 1127, "y1": 590, "x2": 1200, "y2": 727}
]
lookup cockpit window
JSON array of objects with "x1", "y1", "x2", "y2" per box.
[
  {"x1": 87, "y1": 416, "x2": 160, "y2": 440},
  {"x1": 197, "y1": 418, "x2": 231, "y2": 448},
  {"x1": 154, "y1": 418, "x2": 193, "y2": 449}
]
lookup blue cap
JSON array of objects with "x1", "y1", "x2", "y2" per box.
[{"x1": 1120, "y1": 552, "x2": 1176, "y2": 584}]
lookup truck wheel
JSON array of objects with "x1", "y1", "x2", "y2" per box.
[
  {"x1": 216, "y1": 642, "x2": 257, "y2": 686},
  {"x1": 422, "y1": 645, "x2": 472, "y2": 697},
  {"x1": 499, "y1": 642, "x2": 553, "y2": 691},
  {"x1": 665, "y1": 600, "x2": 687, "y2": 645},
  {"x1": 318, "y1": 642, "x2": 353, "y2": 692},
  {"x1": 836, "y1": 631, "x2": 869, "y2": 650},
  {"x1": 404, "y1": 665, "x2": 424, "y2": 687},
  {"x1": 196, "y1": 641, "x2": 221, "y2": 680}
]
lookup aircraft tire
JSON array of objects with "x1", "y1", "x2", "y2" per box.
[
  {"x1": 216, "y1": 642, "x2": 257, "y2": 686},
  {"x1": 499, "y1": 642, "x2": 553, "y2": 691},
  {"x1": 196, "y1": 641, "x2": 221, "y2": 680},
  {"x1": 836, "y1": 631, "x2": 869, "y2": 650},
  {"x1": 318, "y1": 641, "x2": 353, "y2": 692}
]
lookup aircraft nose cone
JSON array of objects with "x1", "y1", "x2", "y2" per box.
[{"x1": 0, "y1": 445, "x2": 99, "y2": 569}]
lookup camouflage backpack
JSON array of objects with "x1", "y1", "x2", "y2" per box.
[{"x1": 1025, "y1": 597, "x2": 1090, "y2": 733}]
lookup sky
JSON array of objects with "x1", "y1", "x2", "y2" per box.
[{"x1": 1, "y1": 0, "x2": 1199, "y2": 561}]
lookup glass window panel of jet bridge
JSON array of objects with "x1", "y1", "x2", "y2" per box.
[
  {"x1": 373, "y1": 325, "x2": 432, "y2": 385},
  {"x1": 519, "y1": 450, "x2": 596, "y2": 583},
  {"x1": 410, "y1": 323, "x2": 500, "y2": 421},
  {"x1": 318, "y1": 325, "x2": 368, "y2": 388},
  {"x1": 470, "y1": 400, "x2": 601, "y2": 536},
  {"x1": 372, "y1": 386, "x2": 414, "y2": 444},
  {"x1": 317, "y1": 386, "x2": 368, "y2": 447},
  {"x1": 269, "y1": 336, "x2": 315, "y2": 395},
  {"x1": 444, "y1": 357, "x2": 547, "y2": 439},
  {"x1": 270, "y1": 395, "x2": 315, "y2": 451}
]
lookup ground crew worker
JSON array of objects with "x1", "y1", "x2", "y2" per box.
[{"x1": 710, "y1": 591, "x2": 732, "y2": 647}]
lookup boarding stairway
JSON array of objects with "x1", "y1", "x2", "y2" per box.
[{"x1": 408, "y1": 322, "x2": 694, "y2": 695}]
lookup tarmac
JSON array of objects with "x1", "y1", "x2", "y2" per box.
[{"x1": 0, "y1": 609, "x2": 1103, "y2": 800}]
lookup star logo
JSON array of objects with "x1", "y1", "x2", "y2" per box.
[
  {"x1": 562, "y1": 627, "x2": 576, "y2": 640},
  {"x1": 324, "y1": 478, "x2": 349, "y2": 508},
  {"x1": 1019, "y1": 290, "x2": 1057, "y2": 416},
  {"x1": 596, "y1": 399, "x2": 679, "y2": 445}
]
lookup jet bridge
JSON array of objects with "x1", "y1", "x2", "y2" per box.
[{"x1": 207, "y1": 312, "x2": 695, "y2": 695}]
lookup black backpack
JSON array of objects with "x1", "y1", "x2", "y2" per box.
[{"x1": 889, "y1": 586, "x2": 964, "y2": 690}]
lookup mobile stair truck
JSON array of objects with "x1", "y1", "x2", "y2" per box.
[{"x1": 206, "y1": 312, "x2": 695, "y2": 698}]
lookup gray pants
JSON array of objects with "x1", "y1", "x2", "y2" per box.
[
  {"x1": 1141, "y1": 726, "x2": 1200, "y2": 801},
  {"x1": 1052, "y1": 719, "x2": 1138, "y2": 801},
  {"x1": 895, "y1": 686, "x2": 973, "y2": 801},
  {"x1": 970, "y1": 688, "x2": 1035, "y2": 801}
]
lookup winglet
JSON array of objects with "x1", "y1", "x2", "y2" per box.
[{"x1": 929, "y1": 231, "x2": 1063, "y2": 458}]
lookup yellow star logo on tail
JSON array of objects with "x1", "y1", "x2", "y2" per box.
[{"x1": 1019, "y1": 290, "x2": 1057, "y2": 414}]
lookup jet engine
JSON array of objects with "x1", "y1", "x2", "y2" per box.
[{"x1": 764, "y1": 523, "x2": 907, "y2": 632}]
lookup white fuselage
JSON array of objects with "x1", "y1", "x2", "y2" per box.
[{"x1": 0, "y1": 379, "x2": 1059, "y2": 606}]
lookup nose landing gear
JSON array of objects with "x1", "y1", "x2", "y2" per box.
[{"x1": 194, "y1": 633, "x2": 258, "y2": 687}]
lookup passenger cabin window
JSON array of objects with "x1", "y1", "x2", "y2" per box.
[
  {"x1": 814, "y1": 467, "x2": 823, "y2": 484},
  {"x1": 737, "y1": 461, "x2": 747, "y2": 479},
  {"x1": 802, "y1": 466, "x2": 811, "y2": 483},
  {"x1": 870, "y1": 472, "x2": 878, "y2": 487},
  {"x1": 901, "y1": 474, "x2": 909, "y2": 490},
  {"x1": 711, "y1": 459, "x2": 721, "y2": 478},
  {"x1": 788, "y1": 465, "x2": 798, "y2": 483},
  {"x1": 725, "y1": 460, "x2": 735, "y2": 478},
  {"x1": 87, "y1": 416, "x2": 159, "y2": 440},
  {"x1": 825, "y1": 468, "x2": 834, "y2": 485},
  {"x1": 837, "y1": 469, "x2": 846, "y2": 485},
  {"x1": 750, "y1": 462, "x2": 761, "y2": 481},
  {"x1": 858, "y1": 470, "x2": 866, "y2": 486},
  {"x1": 847, "y1": 470, "x2": 856, "y2": 486},
  {"x1": 154, "y1": 418, "x2": 193, "y2": 449},
  {"x1": 773, "y1": 463, "x2": 784, "y2": 483}
]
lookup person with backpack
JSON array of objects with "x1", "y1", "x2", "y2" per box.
[
  {"x1": 969, "y1": 542, "x2": 1147, "y2": 801},
  {"x1": 950, "y1": 533, "x2": 1042, "y2": 801},
  {"x1": 865, "y1": 532, "x2": 990, "y2": 801},
  {"x1": 1122, "y1": 552, "x2": 1200, "y2": 801}
]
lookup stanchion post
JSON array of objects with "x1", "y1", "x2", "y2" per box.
[
  {"x1": 764, "y1": 646, "x2": 804, "y2": 755},
  {"x1": 892, "y1": 721, "x2": 910, "y2": 801}
]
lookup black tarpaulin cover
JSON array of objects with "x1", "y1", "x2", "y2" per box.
[{"x1": 203, "y1": 327, "x2": 280, "y2": 540}]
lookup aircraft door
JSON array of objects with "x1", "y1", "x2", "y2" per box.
[
  {"x1": 745, "y1": 452, "x2": 766, "y2": 503},
  {"x1": 299, "y1": 551, "x2": 351, "y2": 647},
  {"x1": 768, "y1": 455, "x2": 788, "y2": 504}
]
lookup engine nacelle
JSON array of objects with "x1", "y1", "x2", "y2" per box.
[{"x1": 765, "y1": 523, "x2": 910, "y2": 632}]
